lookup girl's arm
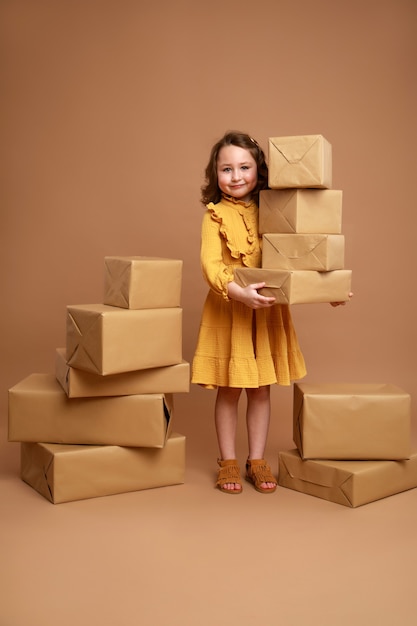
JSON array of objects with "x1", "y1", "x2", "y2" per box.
[
  {"x1": 200, "y1": 212, "x2": 275, "y2": 309},
  {"x1": 200, "y1": 212, "x2": 235, "y2": 298}
]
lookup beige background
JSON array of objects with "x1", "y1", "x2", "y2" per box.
[{"x1": 1, "y1": 1, "x2": 416, "y2": 625}]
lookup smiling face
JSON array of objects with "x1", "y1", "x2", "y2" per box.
[{"x1": 216, "y1": 144, "x2": 258, "y2": 203}]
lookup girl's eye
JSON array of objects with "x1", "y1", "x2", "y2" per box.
[{"x1": 223, "y1": 167, "x2": 231, "y2": 172}]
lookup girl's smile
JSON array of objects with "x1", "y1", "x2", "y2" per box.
[{"x1": 216, "y1": 145, "x2": 258, "y2": 203}]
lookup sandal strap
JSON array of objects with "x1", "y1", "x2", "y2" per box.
[
  {"x1": 216, "y1": 458, "x2": 241, "y2": 487},
  {"x1": 246, "y1": 459, "x2": 276, "y2": 487}
]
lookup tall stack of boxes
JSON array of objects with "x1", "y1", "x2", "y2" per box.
[
  {"x1": 235, "y1": 134, "x2": 352, "y2": 303},
  {"x1": 8, "y1": 256, "x2": 189, "y2": 504},
  {"x1": 235, "y1": 131, "x2": 417, "y2": 506}
]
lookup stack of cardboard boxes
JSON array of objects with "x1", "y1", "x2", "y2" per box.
[
  {"x1": 8, "y1": 256, "x2": 190, "y2": 504},
  {"x1": 235, "y1": 134, "x2": 352, "y2": 303},
  {"x1": 235, "y1": 132, "x2": 417, "y2": 506},
  {"x1": 279, "y1": 383, "x2": 417, "y2": 507}
]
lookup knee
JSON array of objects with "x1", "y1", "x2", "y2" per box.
[
  {"x1": 246, "y1": 385, "x2": 270, "y2": 401},
  {"x1": 217, "y1": 387, "x2": 242, "y2": 403}
]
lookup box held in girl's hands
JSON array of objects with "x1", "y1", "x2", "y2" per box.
[{"x1": 234, "y1": 267, "x2": 352, "y2": 304}]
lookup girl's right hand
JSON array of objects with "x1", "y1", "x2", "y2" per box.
[{"x1": 227, "y1": 281, "x2": 276, "y2": 309}]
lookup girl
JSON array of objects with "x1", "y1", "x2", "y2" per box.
[{"x1": 192, "y1": 131, "x2": 349, "y2": 495}]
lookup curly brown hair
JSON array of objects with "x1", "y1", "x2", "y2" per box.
[{"x1": 201, "y1": 131, "x2": 268, "y2": 206}]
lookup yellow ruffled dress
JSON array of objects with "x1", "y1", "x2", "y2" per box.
[{"x1": 191, "y1": 195, "x2": 307, "y2": 389}]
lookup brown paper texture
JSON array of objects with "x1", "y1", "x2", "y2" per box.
[
  {"x1": 103, "y1": 256, "x2": 183, "y2": 309},
  {"x1": 66, "y1": 304, "x2": 182, "y2": 375},
  {"x1": 234, "y1": 267, "x2": 352, "y2": 304},
  {"x1": 293, "y1": 383, "x2": 411, "y2": 460},
  {"x1": 8, "y1": 373, "x2": 173, "y2": 447},
  {"x1": 258, "y1": 189, "x2": 343, "y2": 234},
  {"x1": 20, "y1": 433, "x2": 186, "y2": 504},
  {"x1": 55, "y1": 348, "x2": 190, "y2": 397},
  {"x1": 278, "y1": 449, "x2": 417, "y2": 507},
  {"x1": 268, "y1": 134, "x2": 332, "y2": 189},
  {"x1": 262, "y1": 234, "x2": 345, "y2": 271}
]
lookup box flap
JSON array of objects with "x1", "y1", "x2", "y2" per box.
[
  {"x1": 104, "y1": 258, "x2": 132, "y2": 308},
  {"x1": 279, "y1": 450, "x2": 354, "y2": 506},
  {"x1": 280, "y1": 451, "x2": 349, "y2": 487},
  {"x1": 264, "y1": 234, "x2": 328, "y2": 258},
  {"x1": 21, "y1": 442, "x2": 55, "y2": 503},
  {"x1": 234, "y1": 268, "x2": 291, "y2": 290},
  {"x1": 66, "y1": 308, "x2": 103, "y2": 374},
  {"x1": 270, "y1": 135, "x2": 321, "y2": 164},
  {"x1": 259, "y1": 190, "x2": 298, "y2": 234}
]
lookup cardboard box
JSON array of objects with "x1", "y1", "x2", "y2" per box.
[
  {"x1": 20, "y1": 433, "x2": 186, "y2": 504},
  {"x1": 268, "y1": 134, "x2": 332, "y2": 189},
  {"x1": 103, "y1": 256, "x2": 183, "y2": 309},
  {"x1": 258, "y1": 189, "x2": 342, "y2": 234},
  {"x1": 8, "y1": 373, "x2": 172, "y2": 447},
  {"x1": 262, "y1": 234, "x2": 345, "y2": 271},
  {"x1": 55, "y1": 348, "x2": 190, "y2": 398},
  {"x1": 293, "y1": 383, "x2": 411, "y2": 460},
  {"x1": 278, "y1": 449, "x2": 417, "y2": 507},
  {"x1": 66, "y1": 304, "x2": 182, "y2": 375},
  {"x1": 234, "y1": 268, "x2": 352, "y2": 304}
]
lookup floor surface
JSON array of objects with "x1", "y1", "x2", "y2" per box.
[{"x1": 1, "y1": 389, "x2": 416, "y2": 626}]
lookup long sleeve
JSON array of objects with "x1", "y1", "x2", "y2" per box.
[
  {"x1": 200, "y1": 210, "x2": 234, "y2": 299},
  {"x1": 199, "y1": 198, "x2": 262, "y2": 300}
]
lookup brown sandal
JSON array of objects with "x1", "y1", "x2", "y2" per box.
[
  {"x1": 245, "y1": 459, "x2": 277, "y2": 494},
  {"x1": 216, "y1": 459, "x2": 242, "y2": 494}
]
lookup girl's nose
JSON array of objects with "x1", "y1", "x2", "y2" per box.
[{"x1": 231, "y1": 168, "x2": 241, "y2": 181}]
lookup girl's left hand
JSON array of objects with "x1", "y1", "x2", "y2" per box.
[{"x1": 330, "y1": 292, "x2": 354, "y2": 307}]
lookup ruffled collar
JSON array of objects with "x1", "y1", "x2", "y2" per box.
[
  {"x1": 220, "y1": 193, "x2": 257, "y2": 210},
  {"x1": 206, "y1": 194, "x2": 260, "y2": 266}
]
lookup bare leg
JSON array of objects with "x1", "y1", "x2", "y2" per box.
[
  {"x1": 215, "y1": 386, "x2": 242, "y2": 492},
  {"x1": 246, "y1": 385, "x2": 276, "y2": 490}
]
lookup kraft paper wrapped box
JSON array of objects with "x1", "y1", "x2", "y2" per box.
[
  {"x1": 20, "y1": 433, "x2": 186, "y2": 504},
  {"x1": 293, "y1": 383, "x2": 411, "y2": 460},
  {"x1": 55, "y1": 348, "x2": 190, "y2": 398},
  {"x1": 8, "y1": 373, "x2": 172, "y2": 447},
  {"x1": 234, "y1": 267, "x2": 352, "y2": 305},
  {"x1": 268, "y1": 134, "x2": 332, "y2": 189},
  {"x1": 258, "y1": 189, "x2": 343, "y2": 234},
  {"x1": 278, "y1": 449, "x2": 417, "y2": 508},
  {"x1": 103, "y1": 256, "x2": 183, "y2": 309},
  {"x1": 261, "y1": 234, "x2": 345, "y2": 271},
  {"x1": 66, "y1": 304, "x2": 182, "y2": 375}
]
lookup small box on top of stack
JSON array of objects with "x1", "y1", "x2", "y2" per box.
[
  {"x1": 278, "y1": 383, "x2": 417, "y2": 507},
  {"x1": 235, "y1": 134, "x2": 352, "y2": 304},
  {"x1": 8, "y1": 256, "x2": 189, "y2": 504}
]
